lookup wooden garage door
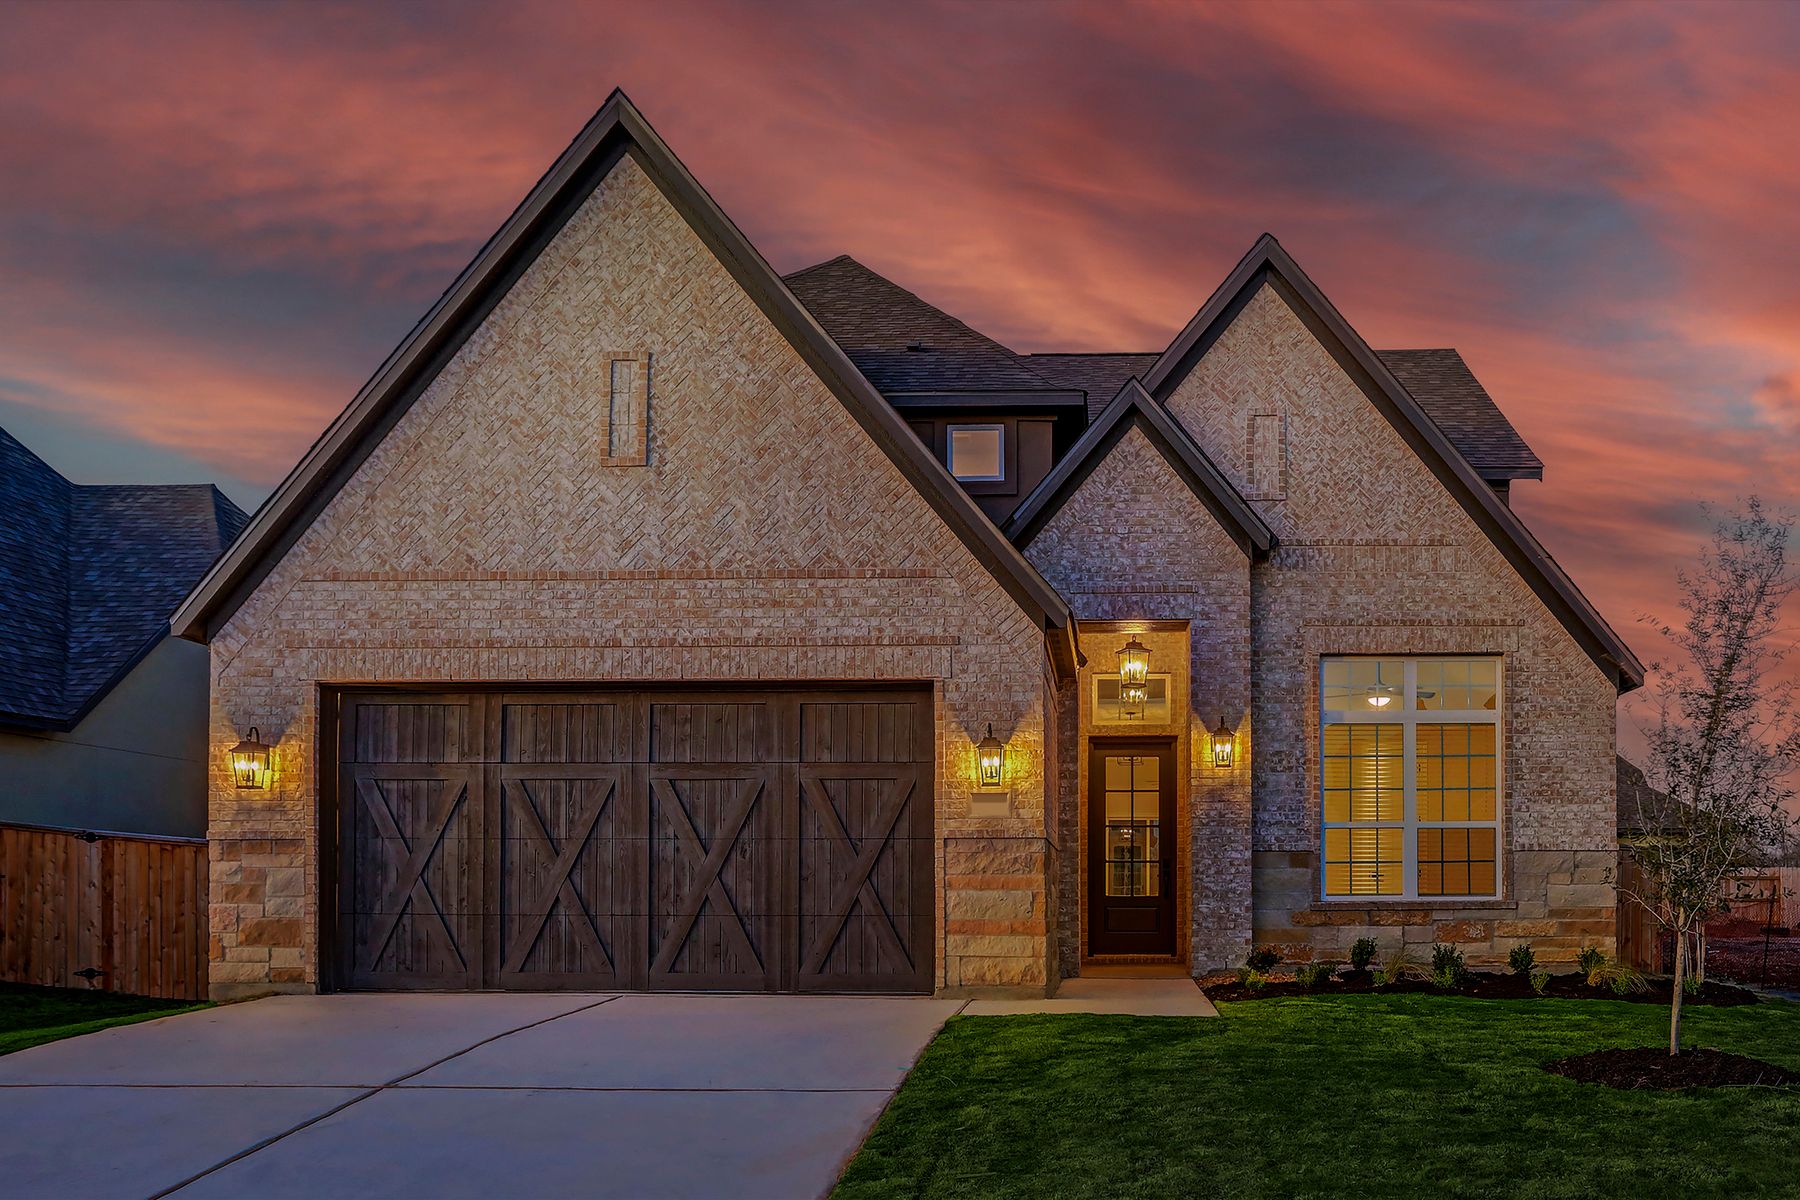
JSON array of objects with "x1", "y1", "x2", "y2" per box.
[{"x1": 334, "y1": 688, "x2": 933, "y2": 993}]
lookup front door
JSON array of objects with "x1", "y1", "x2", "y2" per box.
[{"x1": 1087, "y1": 741, "x2": 1176, "y2": 956}]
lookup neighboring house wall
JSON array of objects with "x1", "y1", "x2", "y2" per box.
[
  {"x1": 0, "y1": 637, "x2": 210, "y2": 837},
  {"x1": 1165, "y1": 283, "x2": 1616, "y2": 964},
  {"x1": 207, "y1": 155, "x2": 1056, "y2": 997},
  {"x1": 1025, "y1": 426, "x2": 1254, "y2": 972}
]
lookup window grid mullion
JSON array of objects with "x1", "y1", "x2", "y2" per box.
[{"x1": 1402, "y1": 661, "x2": 1417, "y2": 900}]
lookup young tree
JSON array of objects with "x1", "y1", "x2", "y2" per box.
[{"x1": 1625, "y1": 498, "x2": 1798, "y2": 1056}]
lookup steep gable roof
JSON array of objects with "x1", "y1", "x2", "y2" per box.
[
  {"x1": 783, "y1": 256, "x2": 1073, "y2": 398},
  {"x1": 1143, "y1": 234, "x2": 1643, "y2": 692},
  {"x1": 171, "y1": 92, "x2": 1076, "y2": 672},
  {"x1": 1007, "y1": 380, "x2": 1274, "y2": 557},
  {"x1": 0, "y1": 426, "x2": 245, "y2": 730}
]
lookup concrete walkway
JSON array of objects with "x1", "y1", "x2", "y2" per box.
[{"x1": 0, "y1": 993, "x2": 960, "y2": 1200}]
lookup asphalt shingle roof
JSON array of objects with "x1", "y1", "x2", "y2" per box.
[
  {"x1": 1377, "y1": 349, "x2": 1543, "y2": 479},
  {"x1": 787, "y1": 259, "x2": 1544, "y2": 481},
  {"x1": 783, "y1": 256, "x2": 1063, "y2": 394},
  {"x1": 1023, "y1": 353, "x2": 1160, "y2": 420},
  {"x1": 0, "y1": 427, "x2": 247, "y2": 729}
]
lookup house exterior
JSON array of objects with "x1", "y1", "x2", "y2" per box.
[
  {"x1": 172, "y1": 92, "x2": 1640, "y2": 999},
  {"x1": 1, "y1": 427, "x2": 247, "y2": 837}
]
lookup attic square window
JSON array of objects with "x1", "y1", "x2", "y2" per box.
[{"x1": 948, "y1": 424, "x2": 1004, "y2": 481}]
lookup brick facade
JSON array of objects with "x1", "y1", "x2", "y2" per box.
[{"x1": 206, "y1": 155, "x2": 1056, "y2": 998}]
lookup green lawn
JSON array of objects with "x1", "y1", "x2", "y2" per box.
[
  {"x1": 836, "y1": 994, "x2": 1800, "y2": 1199},
  {"x1": 0, "y1": 981, "x2": 209, "y2": 1057}
]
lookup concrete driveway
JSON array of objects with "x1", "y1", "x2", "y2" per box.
[{"x1": 0, "y1": 992, "x2": 962, "y2": 1200}]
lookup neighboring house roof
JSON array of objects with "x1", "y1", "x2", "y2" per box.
[
  {"x1": 1007, "y1": 380, "x2": 1275, "y2": 558},
  {"x1": 1138, "y1": 234, "x2": 1643, "y2": 693},
  {"x1": 1377, "y1": 349, "x2": 1543, "y2": 481},
  {"x1": 0, "y1": 427, "x2": 246, "y2": 731},
  {"x1": 1617, "y1": 754, "x2": 1676, "y2": 839},
  {"x1": 169, "y1": 92, "x2": 1078, "y2": 673}
]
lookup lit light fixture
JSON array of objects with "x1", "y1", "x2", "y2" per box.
[
  {"x1": 1210, "y1": 716, "x2": 1236, "y2": 769},
  {"x1": 1119, "y1": 680, "x2": 1149, "y2": 719},
  {"x1": 231, "y1": 727, "x2": 273, "y2": 790},
  {"x1": 1116, "y1": 636, "x2": 1151, "y2": 686},
  {"x1": 976, "y1": 724, "x2": 1006, "y2": 790},
  {"x1": 1366, "y1": 689, "x2": 1394, "y2": 709}
]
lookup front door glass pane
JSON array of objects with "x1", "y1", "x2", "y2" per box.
[{"x1": 1102, "y1": 754, "x2": 1160, "y2": 897}]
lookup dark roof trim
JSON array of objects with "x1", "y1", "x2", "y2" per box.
[
  {"x1": 1142, "y1": 235, "x2": 1644, "y2": 692},
  {"x1": 171, "y1": 91, "x2": 1076, "y2": 671},
  {"x1": 1006, "y1": 379, "x2": 1275, "y2": 558}
]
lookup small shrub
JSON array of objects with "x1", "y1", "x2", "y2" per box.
[
  {"x1": 1585, "y1": 958, "x2": 1649, "y2": 995},
  {"x1": 1349, "y1": 937, "x2": 1379, "y2": 972},
  {"x1": 1376, "y1": 944, "x2": 1429, "y2": 986},
  {"x1": 1246, "y1": 947, "x2": 1281, "y2": 974},
  {"x1": 1235, "y1": 966, "x2": 1268, "y2": 992},
  {"x1": 1508, "y1": 944, "x2": 1536, "y2": 977},
  {"x1": 1294, "y1": 962, "x2": 1335, "y2": 992},
  {"x1": 1577, "y1": 945, "x2": 1606, "y2": 976},
  {"x1": 1682, "y1": 971, "x2": 1703, "y2": 998},
  {"x1": 1529, "y1": 971, "x2": 1552, "y2": 995},
  {"x1": 1430, "y1": 943, "x2": 1469, "y2": 990}
]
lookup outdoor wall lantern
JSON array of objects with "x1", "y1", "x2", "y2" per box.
[
  {"x1": 975, "y1": 724, "x2": 1006, "y2": 790},
  {"x1": 1210, "y1": 716, "x2": 1236, "y2": 769},
  {"x1": 1116, "y1": 636, "x2": 1151, "y2": 687},
  {"x1": 231, "y1": 727, "x2": 273, "y2": 790}
]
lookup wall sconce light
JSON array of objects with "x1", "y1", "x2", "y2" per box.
[
  {"x1": 231, "y1": 727, "x2": 273, "y2": 790},
  {"x1": 1116, "y1": 636, "x2": 1150, "y2": 687},
  {"x1": 1210, "y1": 716, "x2": 1236, "y2": 769},
  {"x1": 975, "y1": 724, "x2": 1006, "y2": 790}
]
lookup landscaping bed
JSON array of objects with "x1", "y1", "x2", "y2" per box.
[
  {"x1": 1202, "y1": 967, "x2": 1760, "y2": 1006},
  {"x1": 1548, "y1": 1046, "x2": 1799, "y2": 1090},
  {"x1": 0, "y1": 981, "x2": 208, "y2": 1056},
  {"x1": 835, "y1": 992, "x2": 1800, "y2": 1199}
]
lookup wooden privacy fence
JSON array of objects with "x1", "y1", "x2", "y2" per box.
[
  {"x1": 0, "y1": 821, "x2": 207, "y2": 1000},
  {"x1": 1615, "y1": 851, "x2": 1664, "y2": 974}
]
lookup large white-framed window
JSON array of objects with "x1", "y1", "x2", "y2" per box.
[
  {"x1": 1320, "y1": 657, "x2": 1501, "y2": 900},
  {"x1": 947, "y1": 424, "x2": 1005, "y2": 481}
]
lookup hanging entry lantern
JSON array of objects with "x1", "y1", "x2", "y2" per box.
[
  {"x1": 1116, "y1": 636, "x2": 1151, "y2": 686},
  {"x1": 231, "y1": 727, "x2": 273, "y2": 790},
  {"x1": 1119, "y1": 681, "x2": 1149, "y2": 719}
]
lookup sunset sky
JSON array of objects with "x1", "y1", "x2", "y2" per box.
[{"x1": 4, "y1": 0, "x2": 1798, "y2": 746}]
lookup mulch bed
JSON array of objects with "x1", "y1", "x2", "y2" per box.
[
  {"x1": 1201, "y1": 968, "x2": 1761, "y2": 1006},
  {"x1": 1546, "y1": 1047, "x2": 1799, "y2": 1090}
]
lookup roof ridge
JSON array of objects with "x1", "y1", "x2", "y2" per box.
[
  {"x1": 782, "y1": 253, "x2": 856, "y2": 283},
  {"x1": 1023, "y1": 351, "x2": 1160, "y2": 359}
]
